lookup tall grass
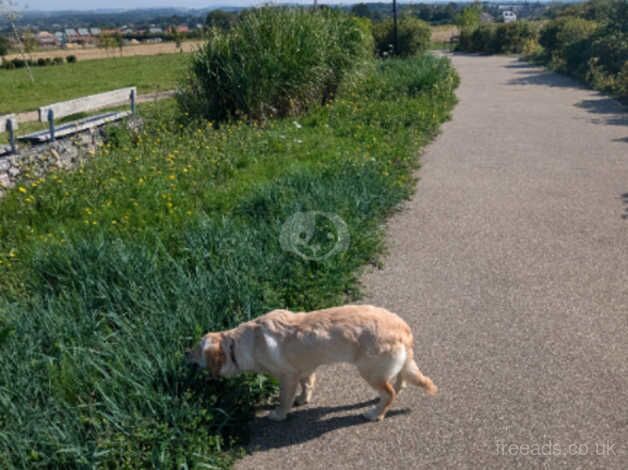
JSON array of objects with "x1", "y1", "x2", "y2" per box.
[
  {"x1": 0, "y1": 56, "x2": 458, "y2": 467},
  {"x1": 177, "y1": 7, "x2": 374, "y2": 122}
]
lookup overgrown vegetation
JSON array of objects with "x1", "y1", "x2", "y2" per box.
[
  {"x1": 455, "y1": 0, "x2": 627, "y2": 101},
  {"x1": 178, "y1": 8, "x2": 373, "y2": 122},
  {"x1": 373, "y1": 16, "x2": 431, "y2": 57},
  {"x1": 0, "y1": 6, "x2": 459, "y2": 465}
]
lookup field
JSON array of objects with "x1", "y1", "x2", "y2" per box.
[
  {"x1": 430, "y1": 24, "x2": 458, "y2": 43},
  {"x1": 0, "y1": 53, "x2": 190, "y2": 114},
  {"x1": 1, "y1": 40, "x2": 203, "y2": 63}
]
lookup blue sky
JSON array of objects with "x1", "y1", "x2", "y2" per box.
[{"x1": 20, "y1": 1, "x2": 364, "y2": 12}]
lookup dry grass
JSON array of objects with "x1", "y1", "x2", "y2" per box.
[
  {"x1": 431, "y1": 25, "x2": 459, "y2": 43},
  {"x1": 2, "y1": 40, "x2": 204, "y2": 63}
]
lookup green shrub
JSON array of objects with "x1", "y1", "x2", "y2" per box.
[
  {"x1": 539, "y1": 16, "x2": 598, "y2": 70},
  {"x1": 53, "y1": 56, "x2": 64, "y2": 65},
  {"x1": 177, "y1": 7, "x2": 373, "y2": 122},
  {"x1": 457, "y1": 21, "x2": 538, "y2": 54},
  {"x1": 0, "y1": 55, "x2": 458, "y2": 467},
  {"x1": 10, "y1": 58, "x2": 26, "y2": 68},
  {"x1": 493, "y1": 21, "x2": 538, "y2": 54},
  {"x1": 66, "y1": 54, "x2": 77, "y2": 63},
  {"x1": 373, "y1": 16, "x2": 431, "y2": 57}
]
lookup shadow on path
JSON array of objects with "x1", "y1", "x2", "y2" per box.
[
  {"x1": 503, "y1": 61, "x2": 627, "y2": 134},
  {"x1": 507, "y1": 66, "x2": 584, "y2": 89},
  {"x1": 622, "y1": 193, "x2": 628, "y2": 220},
  {"x1": 576, "y1": 98, "x2": 628, "y2": 127},
  {"x1": 246, "y1": 399, "x2": 411, "y2": 452}
]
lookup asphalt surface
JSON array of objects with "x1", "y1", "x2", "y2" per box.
[{"x1": 236, "y1": 54, "x2": 628, "y2": 470}]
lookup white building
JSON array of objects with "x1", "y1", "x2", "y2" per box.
[{"x1": 502, "y1": 11, "x2": 517, "y2": 23}]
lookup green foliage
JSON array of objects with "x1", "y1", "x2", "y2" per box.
[
  {"x1": 536, "y1": 0, "x2": 627, "y2": 100},
  {"x1": 455, "y1": 2, "x2": 481, "y2": 30},
  {"x1": 0, "y1": 36, "x2": 9, "y2": 57},
  {"x1": 0, "y1": 55, "x2": 459, "y2": 467},
  {"x1": 458, "y1": 21, "x2": 537, "y2": 54},
  {"x1": 372, "y1": 16, "x2": 432, "y2": 57},
  {"x1": 205, "y1": 9, "x2": 239, "y2": 30},
  {"x1": 178, "y1": 8, "x2": 373, "y2": 122}
]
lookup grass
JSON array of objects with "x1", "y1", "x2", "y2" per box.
[
  {"x1": 0, "y1": 53, "x2": 190, "y2": 114},
  {"x1": 179, "y1": 7, "x2": 373, "y2": 122},
  {"x1": 0, "y1": 55, "x2": 458, "y2": 467}
]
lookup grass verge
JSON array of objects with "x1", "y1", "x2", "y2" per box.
[
  {"x1": 0, "y1": 54, "x2": 458, "y2": 467},
  {"x1": 0, "y1": 53, "x2": 190, "y2": 114}
]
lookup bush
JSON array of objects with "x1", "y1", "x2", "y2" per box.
[
  {"x1": 539, "y1": 16, "x2": 598, "y2": 71},
  {"x1": 493, "y1": 21, "x2": 538, "y2": 54},
  {"x1": 53, "y1": 56, "x2": 64, "y2": 65},
  {"x1": 66, "y1": 54, "x2": 77, "y2": 63},
  {"x1": 10, "y1": 58, "x2": 26, "y2": 69},
  {"x1": 177, "y1": 7, "x2": 373, "y2": 122},
  {"x1": 457, "y1": 21, "x2": 538, "y2": 54},
  {"x1": 36, "y1": 57, "x2": 46, "y2": 67},
  {"x1": 0, "y1": 55, "x2": 459, "y2": 467},
  {"x1": 373, "y1": 17, "x2": 431, "y2": 57}
]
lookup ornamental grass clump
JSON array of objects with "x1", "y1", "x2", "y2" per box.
[{"x1": 177, "y1": 7, "x2": 373, "y2": 122}]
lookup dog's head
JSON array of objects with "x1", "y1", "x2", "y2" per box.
[{"x1": 185, "y1": 332, "x2": 225, "y2": 376}]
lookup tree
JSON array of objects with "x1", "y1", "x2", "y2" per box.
[
  {"x1": 0, "y1": 0, "x2": 34, "y2": 82},
  {"x1": 0, "y1": 35, "x2": 9, "y2": 57},
  {"x1": 351, "y1": 3, "x2": 371, "y2": 19},
  {"x1": 113, "y1": 32, "x2": 124, "y2": 56},
  {"x1": 456, "y1": 2, "x2": 482, "y2": 31},
  {"x1": 172, "y1": 29, "x2": 183, "y2": 52},
  {"x1": 205, "y1": 10, "x2": 236, "y2": 31}
]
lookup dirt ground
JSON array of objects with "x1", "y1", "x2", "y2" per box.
[{"x1": 2, "y1": 40, "x2": 204, "y2": 63}]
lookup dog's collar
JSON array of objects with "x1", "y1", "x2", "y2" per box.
[{"x1": 229, "y1": 341, "x2": 239, "y2": 370}]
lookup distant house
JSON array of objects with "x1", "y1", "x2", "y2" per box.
[
  {"x1": 148, "y1": 27, "x2": 163, "y2": 35},
  {"x1": 120, "y1": 27, "x2": 135, "y2": 36},
  {"x1": 175, "y1": 25, "x2": 189, "y2": 34},
  {"x1": 65, "y1": 28, "x2": 78, "y2": 40},
  {"x1": 77, "y1": 28, "x2": 90, "y2": 37},
  {"x1": 36, "y1": 31, "x2": 59, "y2": 47},
  {"x1": 502, "y1": 11, "x2": 517, "y2": 23},
  {"x1": 54, "y1": 31, "x2": 65, "y2": 44},
  {"x1": 90, "y1": 28, "x2": 101, "y2": 36}
]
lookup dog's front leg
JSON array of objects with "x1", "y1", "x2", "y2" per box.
[{"x1": 268, "y1": 375, "x2": 299, "y2": 421}]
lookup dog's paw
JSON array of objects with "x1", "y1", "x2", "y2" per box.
[
  {"x1": 267, "y1": 409, "x2": 288, "y2": 421},
  {"x1": 294, "y1": 394, "x2": 310, "y2": 406},
  {"x1": 362, "y1": 408, "x2": 384, "y2": 422}
]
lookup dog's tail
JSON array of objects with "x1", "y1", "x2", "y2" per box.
[{"x1": 402, "y1": 358, "x2": 438, "y2": 396}]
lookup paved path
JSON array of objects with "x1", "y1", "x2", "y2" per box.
[{"x1": 237, "y1": 54, "x2": 628, "y2": 469}]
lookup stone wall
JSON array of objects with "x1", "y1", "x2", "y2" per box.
[{"x1": 0, "y1": 118, "x2": 141, "y2": 198}]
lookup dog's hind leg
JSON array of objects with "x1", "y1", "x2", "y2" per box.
[
  {"x1": 361, "y1": 379, "x2": 396, "y2": 422},
  {"x1": 295, "y1": 372, "x2": 316, "y2": 406},
  {"x1": 268, "y1": 374, "x2": 299, "y2": 421},
  {"x1": 358, "y1": 349, "x2": 405, "y2": 421}
]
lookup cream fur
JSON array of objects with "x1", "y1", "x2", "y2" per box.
[{"x1": 186, "y1": 304, "x2": 437, "y2": 421}]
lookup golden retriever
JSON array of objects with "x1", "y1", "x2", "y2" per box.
[{"x1": 186, "y1": 304, "x2": 437, "y2": 421}]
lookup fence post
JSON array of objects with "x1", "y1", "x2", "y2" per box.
[
  {"x1": 48, "y1": 109, "x2": 55, "y2": 142},
  {"x1": 130, "y1": 89, "x2": 136, "y2": 114},
  {"x1": 7, "y1": 118, "x2": 16, "y2": 155}
]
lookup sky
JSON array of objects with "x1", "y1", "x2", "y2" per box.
[{"x1": 17, "y1": 0, "x2": 366, "y2": 12}]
